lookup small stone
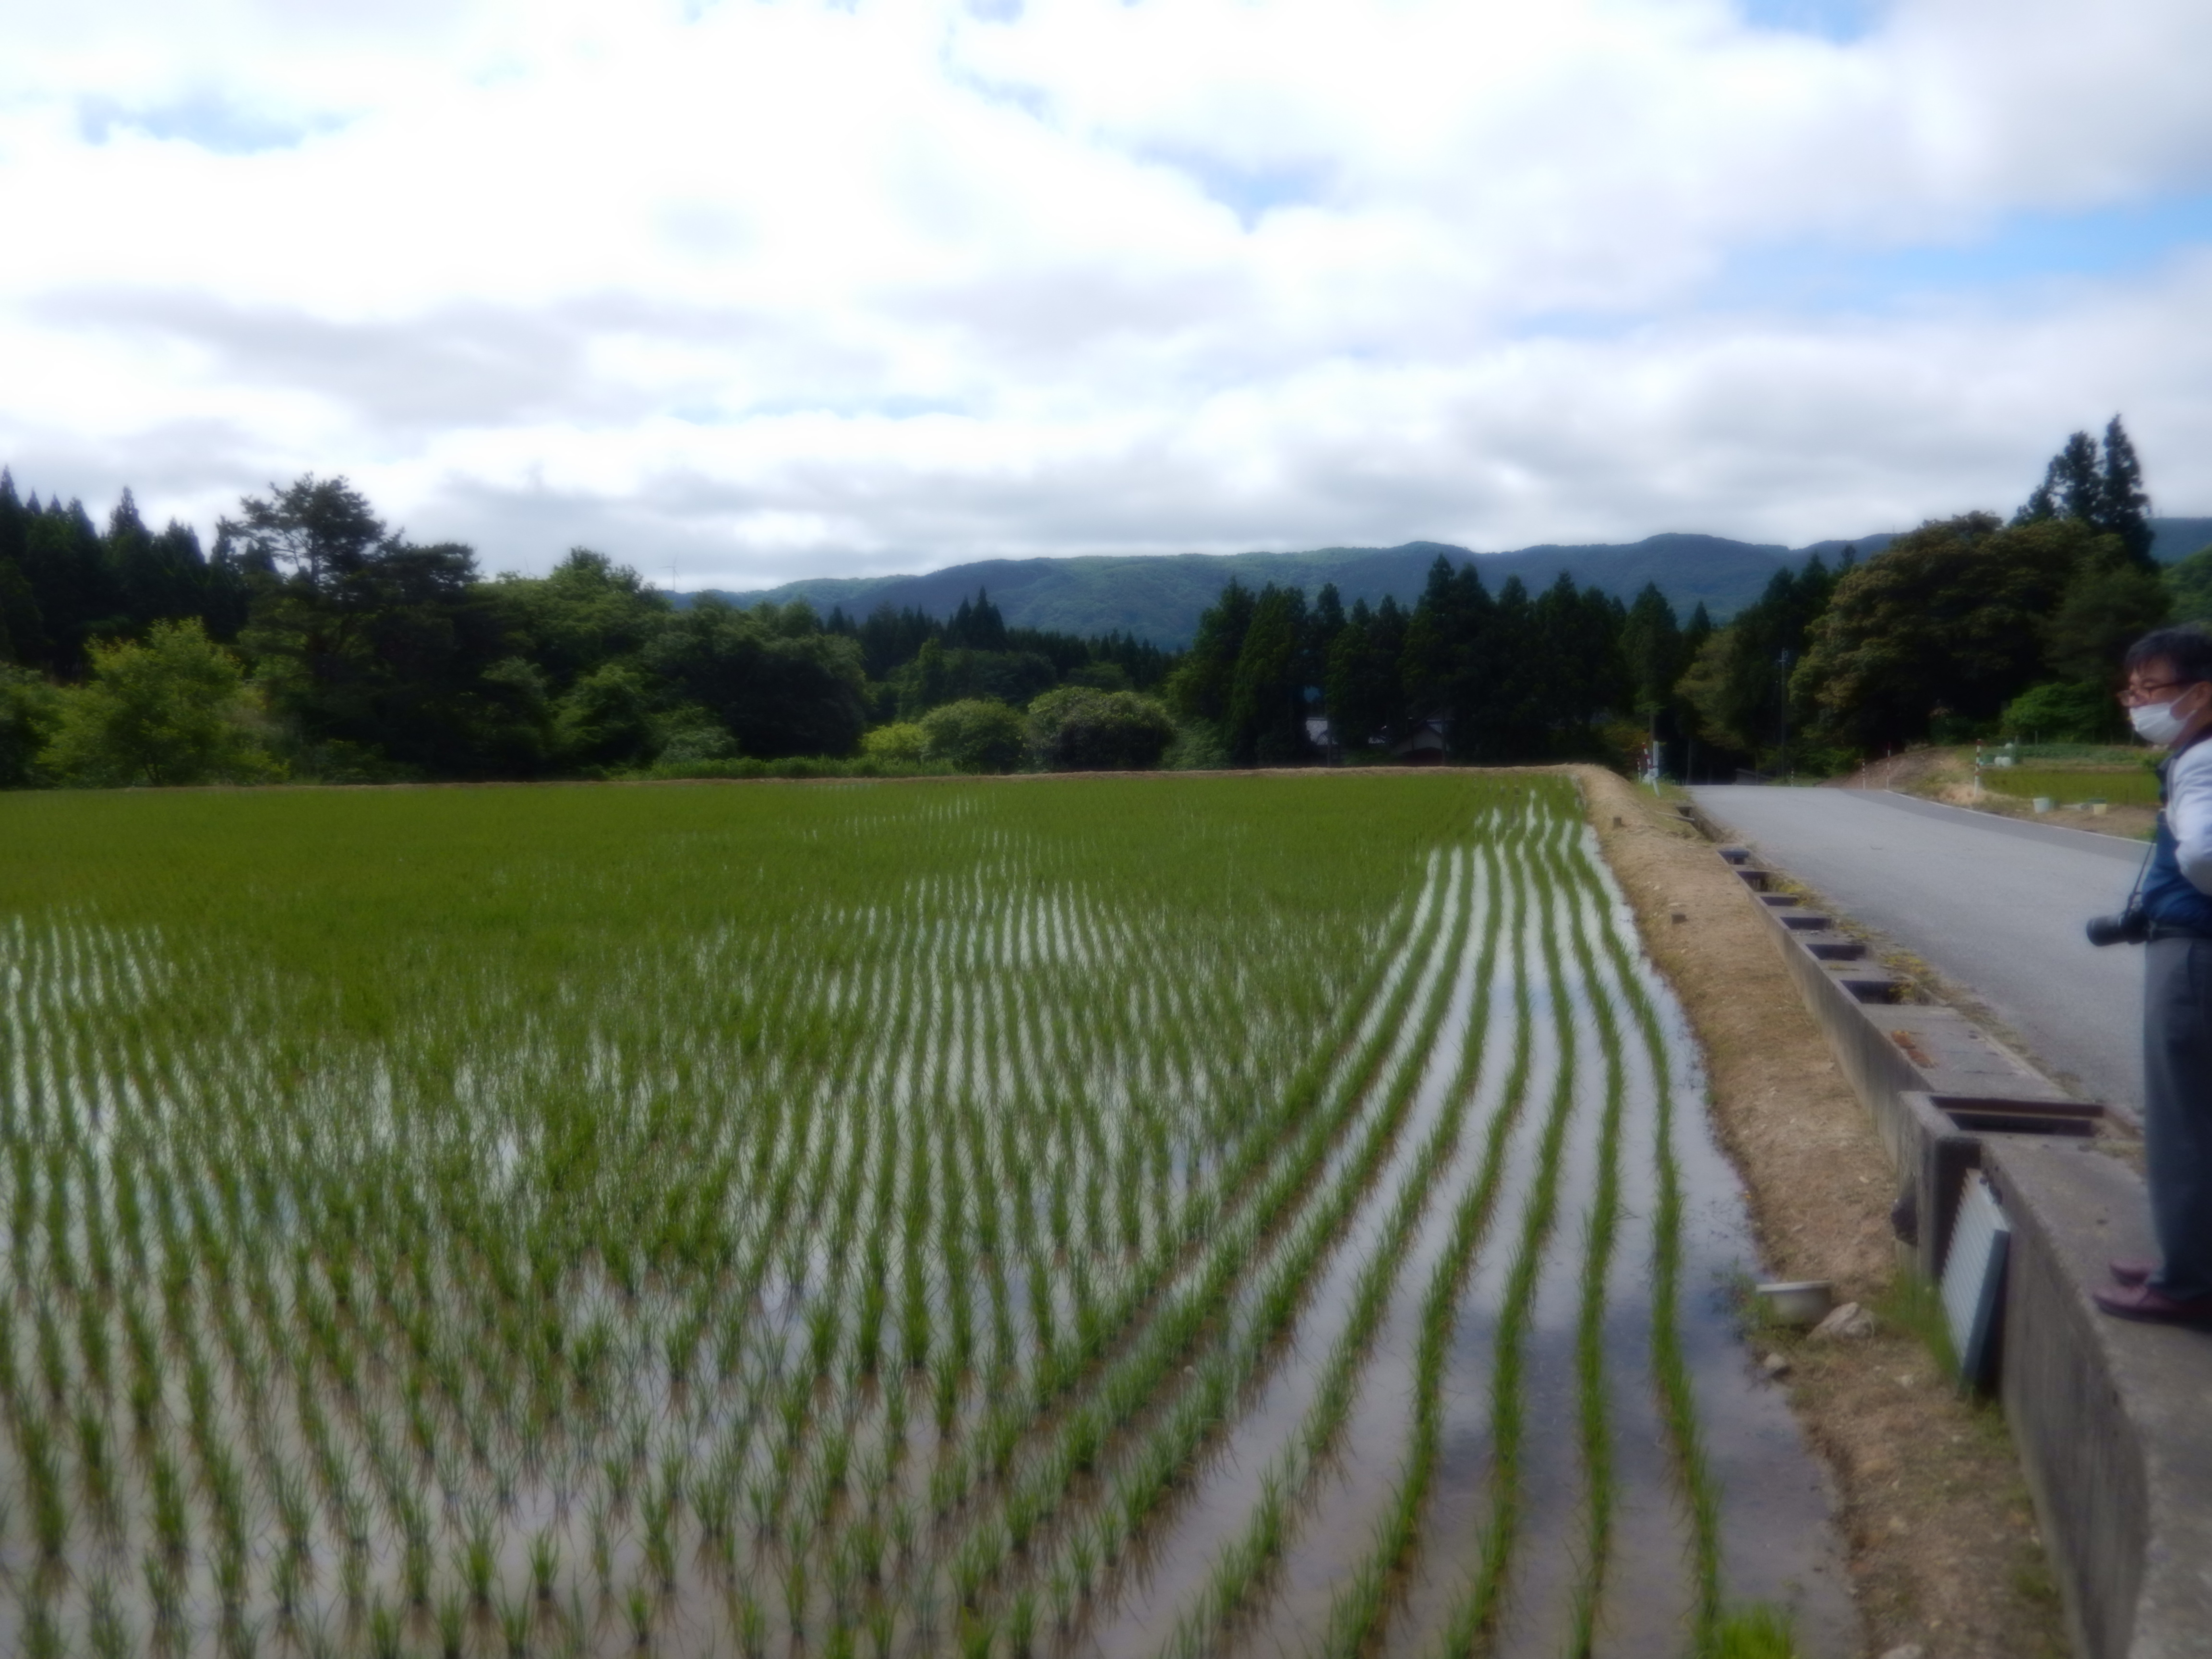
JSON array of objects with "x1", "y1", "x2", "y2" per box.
[
  {"x1": 1809, "y1": 1302, "x2": 1876, "y2": 1343},
  {"x1": 1670, "y1": 911, "x2": 1688, "y2": 925},
  {"x1": 1761, "y1": 1351, "x2": 1791, "y2": 1379},
  {"x1": 1878, "y1": 1646, "x2": 1925, "y2": 1659}
]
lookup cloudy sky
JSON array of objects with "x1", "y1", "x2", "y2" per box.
[{"x1": 2, "y1": 0, "x2": 2209, "y2": 588}]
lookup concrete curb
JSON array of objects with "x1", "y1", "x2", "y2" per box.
[{"x1": 1685, "y1": 810, "x2": 2212, "y2": 1659}]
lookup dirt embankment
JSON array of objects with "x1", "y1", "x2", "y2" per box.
[{"x1": 1575, "y1": 766, "x2": 2066, "y2": 1659}]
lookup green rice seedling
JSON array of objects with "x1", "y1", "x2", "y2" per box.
[
  {"x1": 20, "y1": 1590, "x2": 63, "y2": 1659},
  {"x1": 273, "y1": 1462, "x2": 315, "y2": 1563},
  {"x1": 75, "y1": 1404, "x2": 119, "y2": 1531},
  {"x1": 1004, "y1": 1587, "x2": 1037, "y2": 1658},
  {"x1": 465, "y1": 1503, "x2": 501, "y2": 1605},
  {"x1": 499, "y1": 1586, "x2": 533, "y2": 1657},
  {"x1": 745, "y1": 1476, "x2": 779, "y2": 1542},
  {"x1": 933, "y1": 1361, "x2": 961, "y2": 1436},
  {"x1": 19, "y1": 1413, "x2": 71, "y2": 1563},
  {"x1": 34, "y1": 1298, "x2": 69, "y2": 1407},
  {"x1": 641, "y1": 1503, "x2": 676, "y2": 1592},
  {"x1": 366, "y1": 1596, "x2": 404, "y2": 1659},
  {"x1": 1712, "y1": 1602, "x2": 1799, "y2": 1658},
  {"x1": 695, "y1": 1472, "x2": 736, "y2": 1562},
  {"x1": 403, "y1": 1529, "x2": 434, "y2": 1608},
  {"x1": 272, "y1": 1547, "x2": 304, "y2": 1627},
  {"x1": 436, "y1": 1585, "x2": 470, "y2": 1658},
  {"x1": 144, "y1": 1548, "x2": 184, "y2": 1636},
  {"x1": 87, "y1": 1573, "x2": 131, "y2": 1659},
  {"x1": 602, "y1": 1450, "x2": 634, "y2": 1515},
  {"x1": 75, "y1": 1298, "x2": 114, "y2": 1401},
  {"x1": 1067, "y1": 1519, "x2": 1097, "y2": 1592},
  {"x1": 958, "y1": 1612, "x2": 998, "y2": 1659},
  {"x1": 729, "y1": 1587, "x2": 768, "y2": 1659},
  {"x1": 784, "y1": 1556, "x2": 810, "y2": 1640}
]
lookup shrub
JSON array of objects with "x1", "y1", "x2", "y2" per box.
[
  {"x1": 0, "y1": 665, "x2": 61, "y2": 788},
  {"x1": 861, "y1": 723, "x2": 930, "y2": 765},
  {"x1": 1162, "y1": 720, "x2": 1230, "y2": 771},
  {"x1": 1999, "y1": 680, "x2": 2123, "y2": 744},
  {"x1": 41, "y1": 620, "x2": 280, "y2": 787},
  {"x1": 1026, "y1": 688, "x2": 1177, "y2": 771},
  {"x1": 657, "y1": 722, "x2": 739, "y2": 764},
  {"x1": 920, "y1": 699, "x2": 1026, "y2": 774}
]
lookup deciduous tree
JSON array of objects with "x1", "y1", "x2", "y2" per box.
[{"x1": 41, "y1": 619, "x2": 277, "y2": 786}]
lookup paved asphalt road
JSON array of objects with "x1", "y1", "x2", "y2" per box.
[{"x1": 1690, "y1": 786, "x2": 2151, "y2": 1115}]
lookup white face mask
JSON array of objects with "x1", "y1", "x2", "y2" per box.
[{"x1": 2132, "y1": 698, "x2": 2192, "y2": 747}]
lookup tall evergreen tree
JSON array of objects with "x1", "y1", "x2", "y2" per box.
[
  {"x1": 18, "y1": 497, "x2": 114, "y2": 674},
  {"x1": 0, "y1": 472, "x2": 42, "y2": 667},
  {"x1": 1305, "y1": 582, "x2": 1346, "y2": 697},
  {"x1": 1324, "y1": 596, "x2": 1405, "y2": 753},
  {"x1": 2015, "y1": 418, "x2": 2154, "y2": 567},
  {"x1": 107, "y1": 490, "x2": 213, "y2": 634},
  {"x1": 2098, "y1": 415, "x2": 2153, "y2": 566},
  {"x1": 1168, "y1": 578, "x2": 1257, "y2": 726},
  {"x1": 1225, "y1": 585, "x2": 1310, "y2": 765},
  {"x1": 1619, "y1": 583, "x2": 1684, "y2": 719}
]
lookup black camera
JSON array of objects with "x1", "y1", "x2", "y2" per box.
[{"x1": 2086, "y1": 909, "x2": 2151, "y2": 947}]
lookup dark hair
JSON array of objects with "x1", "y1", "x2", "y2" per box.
[{"x1": 2123, "y1": 625, "x2": 2212, "y2": 686}]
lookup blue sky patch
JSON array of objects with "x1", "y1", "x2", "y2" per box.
[
  {"x1": 1148, "y1": 151, "x2": 1328, "y2": 228},
  {"x1": 1740, "y1": 0, "x2": 1885, "y2": 44},
  {"x1": 78, "y1": 96, "x2": 343, "y2": 156},
  {"x1": 1711, "y1": 192, "x2": 2212, "y2": 312}
]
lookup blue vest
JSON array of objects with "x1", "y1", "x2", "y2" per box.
[{"x1": 2142, "y1": 746, "x2": 2212, "y2": 932}]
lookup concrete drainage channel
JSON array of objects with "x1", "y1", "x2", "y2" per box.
[{"x1": 1684, "y1": 808, "x2": 2212, "y2": 1659}]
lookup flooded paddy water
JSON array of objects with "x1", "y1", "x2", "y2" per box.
[{"x1": 0, "y1": 775, "x2": 1851, "y2": 1657}]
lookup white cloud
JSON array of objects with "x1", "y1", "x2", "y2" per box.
[{"x1": 0, "y1": 0, "x2": 2209, "y2": 588}]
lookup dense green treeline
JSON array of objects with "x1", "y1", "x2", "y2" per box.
[
  {"x1": 1164, "y1": 417, "x2": 2183, "y2": 777},
  {"x1": 1686, "y1": 417, "x2": 2175, "y2": 771},
  {"x1": 1167, "y1": 561, "x2": 1661, "y2": 767},
  {"x1": 3, "y1": 417, "x2": 2191, "y2": 788},
  {"x1": 0, "y1": 474, "x2": 1178, "y2": 788}
]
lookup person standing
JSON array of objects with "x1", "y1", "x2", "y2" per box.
[{"x1": 2098, "y1": 625, "x2": 2212, "y2": 1323}]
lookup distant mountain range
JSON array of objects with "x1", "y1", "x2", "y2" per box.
[{"x1": 701, "y1": 517, "x2": 2212, "y2": 649}]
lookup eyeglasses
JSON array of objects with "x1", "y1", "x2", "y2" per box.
[{"x1": 2120, "y1": 677, "x2": 2201, "y2": 707}]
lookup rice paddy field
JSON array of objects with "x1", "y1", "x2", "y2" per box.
[
  {"x1": 1981, "y1": 766, "x2": 2160, "y2": 808},
  {"x1": 0, "y1": 773, "x2": 1847, "y2": 1659}
]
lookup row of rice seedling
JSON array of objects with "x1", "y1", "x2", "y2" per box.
[
  {"x1": 902, "y1": 849, "x2": 1469, "y2": 1648},
  {"x1": 1156, "y1": 840, "x2": 1514, "y2": 1659},
  {"x1": 0, "y1": 778, "x2": 1476, "y2": 1654},
  {"x1": 1166, "y1": 796, "x2": 1739, "y2": 1659},
  {"x1": 0, "y1": 773, "x2": 1773, "y2": 1657}
]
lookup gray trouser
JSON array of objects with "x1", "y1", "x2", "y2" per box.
[{"x1": 2144, "y1": 938, "x2": 2212, "y2": 1298}]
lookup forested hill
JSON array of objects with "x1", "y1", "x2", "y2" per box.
[
  {"x1": 707, "y1": 531, "x2": 1891, "y2": 648},
  {"x1": 712, "y1": 517, "x2": 2212, "y2": 649}
]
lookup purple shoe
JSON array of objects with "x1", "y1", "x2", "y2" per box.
[
  {"x1": 2110, "y1": 1258, "x2": 2158, "y2": 1288},
  {"x1": 2093, "y1": 1282, "x2": 2212, "y2": 1325}
]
